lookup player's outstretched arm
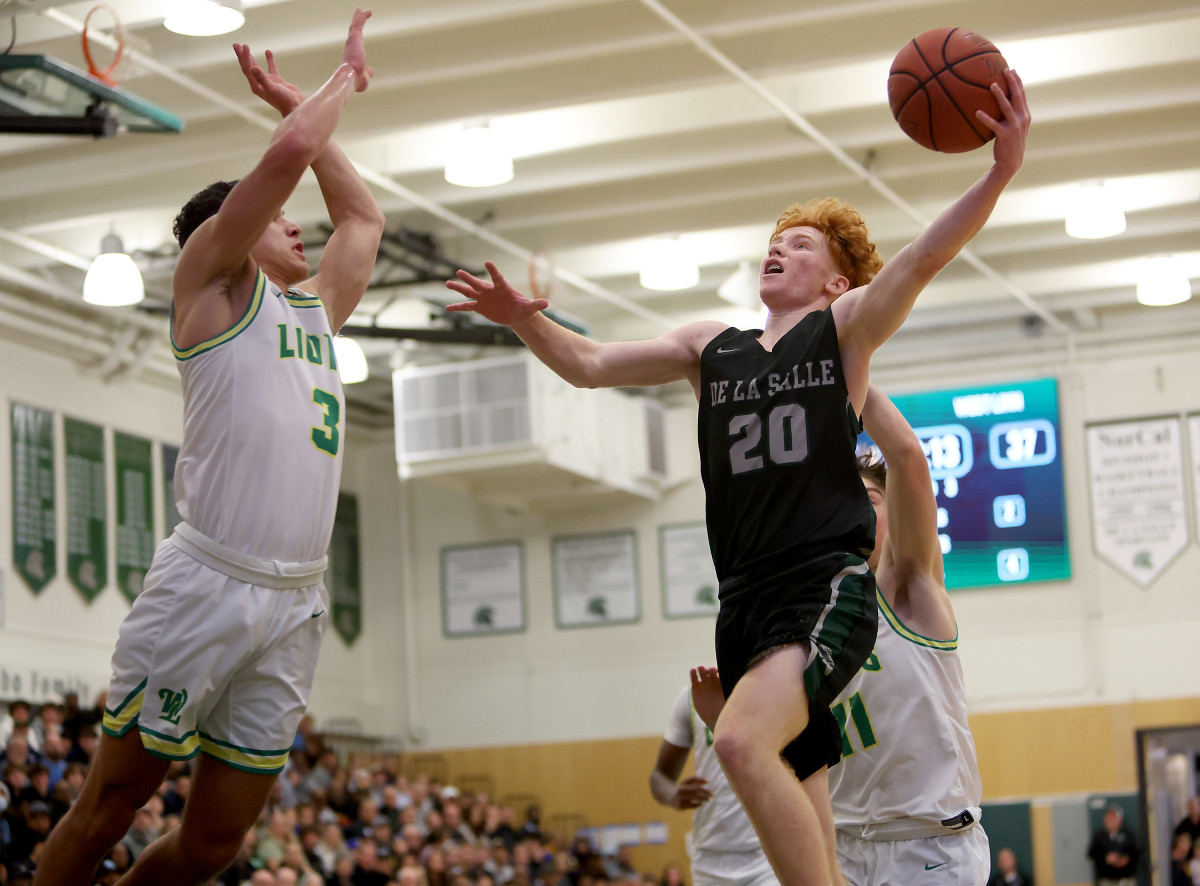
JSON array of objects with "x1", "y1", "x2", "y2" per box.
[
  {"x1": 835, "y1": 69, "x2": 1030, "y2": 362},
  {"x1": 446, "y1": 262, "x2": 726, "y2": 391},
  {"x1": 862, "y1": 384, "x2": 955, "y2": 637},
  {"x1": 234, "y1": 35, "x2": 385, "y2": 332},
  {"x1": 175, "y1": 9, "x2": 372, "y2": 296}
]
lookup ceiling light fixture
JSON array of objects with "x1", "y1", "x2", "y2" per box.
[
  {"x1": 163, "y1": 0, "x2": 245, "y2": 37},
  {"x1": 333, "y1": 336, "x2": 369, "y2": 384},
  {"x1": 1065, "y1": 182, "x2": 1126, "y2": 240},
  {"x1": 1136, "y1": 256, "x2": 1191, "y2": 307},
  {"x1": 640, "y1": 237, "x2": 699, "y2": 291},
  {"x1": 444, "y1": 126, "x2": 514, "y2": 188},
  {"x1": 83, "y1": 233, "x2": 144, "y2": 307}
]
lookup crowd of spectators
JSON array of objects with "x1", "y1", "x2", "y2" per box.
[{"x1": 0, "y1": 698, "x2": 685, "y2": 886}]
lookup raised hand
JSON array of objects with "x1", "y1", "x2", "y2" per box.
[
  {"x1": 977, "y1": 68, "x2": 1030, "y2": 178},
  {"x1": 343, "y1": 8, "x2": 374, "y2": 93},
  {"x1": 689, "y1": 666, "x2": 726, "y2": 732},
  {"x1": 445, "y1": 261, "x2": 550, "y2": 328},
  {"x1": 233, "y1": 44, "x2": 305, "y2": 116},
  {"x1": 674, "y1": 776, "x2": 714, "y2": 810}
]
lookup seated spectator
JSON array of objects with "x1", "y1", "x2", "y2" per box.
[
  {"x1": 38, "y1": 730, "x2": 69, "y2": 790},
  {"x1": 521, "y1": 806, "x2": 542, "y2": 842},
  {"x1": 988, "y1": 847, "x2": 1033, "y2": 886},
  {"x1": 1087, "y1": 806, "x2": 1140, "y2": 886},
  {"x1": 1176, "y1": 799, "x2": 1200, "y2": 844},
  {"x1": 162, "y1": 771, "x2": 191, "y2": 816},
  {"x1": 315, "y1": 821, "x2": 348, "y2": 877},
  {"x1": 352, "y1": 836, "x2": 390, "y2": 886},
  {"x1": 7, "y1": 800, "x2": 54, "y2": 864},
  {"x1": 19, "y1": 764, "x2": 65, "y2": 824},
  {"x1": 658, "y1": 864, "x2": 685, "y2": 886},
  {"x1": 0, "y1": 701, "x2": 34, "y2": 751},
  {"x1": 120, "y1": 806, "x2": 160, "y2": 861},
  {"x1": 0, "y1": 733, "x2": 42, "y2": 781},
  {"x1": 55, "y1": 762, "x2": 87, "y2": 807},
  {"x1": 29, "y1": 703, "x2": 63, "y2": 753},
  {"x1": 326, "y1": 852, "x2": 357, "y2": 886},
  {"x1": 1170, "y1": 833, "x2": 1192, "y2": 886},
  {"x1": 64, "y1": 725, "x2": 98, "y2": 766},
  {"x1": 259, "y1": 809, "x2": 298, "y2": 871}
]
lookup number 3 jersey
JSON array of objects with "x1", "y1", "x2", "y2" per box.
[
  {"x1": 697, "y1": 308, "x2": 873, "y2": 581},
  {"x1": 171, "y1": 268, "x2": 344, "y2": 564}
]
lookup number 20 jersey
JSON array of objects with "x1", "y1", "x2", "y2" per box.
[
  {"x1": 171, "y1": 268, "x2": 344, "y2": 565},
  {"x1": 697, "y1": 308, "x2": 873, "y2": 581}
]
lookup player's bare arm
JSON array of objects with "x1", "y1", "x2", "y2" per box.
[
  {"x1": 235, "y1": 38, "x2": 386, "y2": 332},
  {"x1": 173, "y1": 9, "x2": 373, "y2": 348},
  {"x1": 862, "y1": 384, "x2": 956, "y2": 640},
  {"x1": 446, "y1": 261, "x2": 727, "y2": 395},
  {"x1": 649, "y1": 741, "x2": 713, "y2": 811},
  {"x1": 834, "y1": 70, "x2": 1030, "y2": 389}
]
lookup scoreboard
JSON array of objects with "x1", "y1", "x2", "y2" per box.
[{"x1": 870, "y1": 378, "x2": 1071, "y2": 591}]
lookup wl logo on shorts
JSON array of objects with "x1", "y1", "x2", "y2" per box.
[{"x1": 157, "y1": 688, "x2": 189, "y2": 725}]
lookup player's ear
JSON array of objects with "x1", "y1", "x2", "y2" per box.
[{"x1": 826, "y1": 274, "x2": 851, "y2": 298}]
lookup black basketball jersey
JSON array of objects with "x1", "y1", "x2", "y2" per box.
[{"x1": 697, "y1": 308, "x2": 874, "y2": 581}]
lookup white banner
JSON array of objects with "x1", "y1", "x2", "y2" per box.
[
  {"x1": 659, "y1": 523, "x2": 719, "y2": 618},
  {"x1": 552, "y1": 531, "x2": 639, "y2": 627},
  {"x1": 441, "y1": 542, "x2": 525, "y2": 637},
  {"x1": 1085, "y1": 417, "x2": 1189, "y2": 587}
]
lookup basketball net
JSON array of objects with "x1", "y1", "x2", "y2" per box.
[{"x1": 81, "y1": 4, "x2": 127, "y2": 86}]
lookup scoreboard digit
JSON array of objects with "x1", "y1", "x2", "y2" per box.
[{"x1": 877, "y1": 378, "x2": 1070, "y2": 590}]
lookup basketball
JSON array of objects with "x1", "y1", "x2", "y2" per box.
[{"x1": 888, "y1": 27, "x2": 1010, "y2": 153}]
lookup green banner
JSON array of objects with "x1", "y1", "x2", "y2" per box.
[
  {"x1": 11, "y1": 403, "x2": 56, "y2": 594},
  {"x1": 114, "y1": 432, "x2": 154, "y2": 602},
  {"x1": 64, "y1": 418, "x2": 107, "y2": 603},
  {"x1": 161, "y1": 443, "x2": 182, "y2": 538},
  {"x1": 329, "y1": 492, "x2": 361, "y2": 646}
]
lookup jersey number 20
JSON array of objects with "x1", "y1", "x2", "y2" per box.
[{"x1": 729, "y1": 404, "x2": 808, "y2": 475}]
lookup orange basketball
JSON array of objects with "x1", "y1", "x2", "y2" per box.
[{"x1": 888, "y1": 27, "x2": 1010, "y2": 153}]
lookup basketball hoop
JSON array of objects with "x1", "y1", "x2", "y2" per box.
[
  {"x1": 528, "y1": 248, "x2": 555, "y2": 303},
  {"x1": 81, "y1": 4, "x2": 127, "y2": 87}
]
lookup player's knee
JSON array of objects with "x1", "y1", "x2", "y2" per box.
[
  {"x1": 72, "y1": 786, "x2": 144, "y2": 848},
  {"x1": 180, "y1": 829, "x2": 246, "y2": 877},
  {"x1": 712, "y1": 720, "x2": 757, "y2": 776}
]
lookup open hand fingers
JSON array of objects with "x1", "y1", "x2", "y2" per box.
[{"x1": 265, "y1": 49, "x2": 280, "y2": 76}]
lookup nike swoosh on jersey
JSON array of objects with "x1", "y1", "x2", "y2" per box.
[
  {"x1": 715, "y1": 346, "x2": 741, "y2": 354},
  {"x1": 924, "y1": 863, "x2": 946, "y2": 871},
  {"x1": 311, "y1": 609, "x2": 326, "y2": 619}
]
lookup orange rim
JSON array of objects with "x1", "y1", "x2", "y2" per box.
[{"x1": 81, "y1": 4, "x2": 125, "y2": 87}]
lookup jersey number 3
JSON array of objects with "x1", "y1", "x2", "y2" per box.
[
  {"x1": 311, "y1": 388, "x2": 342, "y2": 456},
  {"x1": 729, "y1": 404, "x2": 808, "y2": 475}
]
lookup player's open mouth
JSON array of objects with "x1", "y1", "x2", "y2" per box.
[{"x1": 764, "y1": 263, "x2": 783, "y2": 274}]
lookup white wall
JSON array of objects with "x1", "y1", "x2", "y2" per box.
[
  {"x1": 0, "y1": 336, "x2": 387, "y2": 729},
  {"x1": 361, "y1": 342, "x2": 1200, "y2": 750}
]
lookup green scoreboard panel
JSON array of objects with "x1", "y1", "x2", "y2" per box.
[{"x1": 878, "y1": 378, "x2": 1071, "y2": 591}]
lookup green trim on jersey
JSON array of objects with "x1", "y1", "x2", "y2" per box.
[
  {"x1": 101, "y1": 679, "x2": 146, "y2": 737},
  {"x1": 198, "y1": 731, "x2": 290, "y2": 773},
  {"x1": 284, "y1": 287, "x2": 324, "y2": 309},
  {"x1": 877, "y1": 590, "x2": 958, "y2": 650},
  {"x1": 171, "y1": 268, "x2": 267, "y2": 360},
  {"x1": 137, "y1": 723, "x2": 201, "y2": 760}
]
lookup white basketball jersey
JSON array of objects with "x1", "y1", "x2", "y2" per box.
[
  {"x1": 828, "y1": 591, "x2": 982, "y2": 828},
  {"x1": 664, "y1": 686, "x2": 760, "y2": 855},
  {"x1": 172, "y1": 269, "x2": 344, "y2": 564}
]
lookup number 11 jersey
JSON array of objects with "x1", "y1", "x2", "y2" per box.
[
  {"x1": 171, "y1": 268, "x2": 345, "y2": 564},
  {"x1": 697, "y1": 308, "x2": 873, "y2": 581}
]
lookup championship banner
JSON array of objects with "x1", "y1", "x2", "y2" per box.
[
  {"x1": 65, "y1": 417, "x2": 107, "y2": 602},
  {"x1": 11, "y1": 402, "x2": 56, "y2": 594},
  {"x1": 114, "y1": 432, "x2": 154, "y2": 602},
  {"x1": 329, "y1": 492, "x2": 362, "y2": 646},
  {"x1": 1085, "y1": 416, "x2": 1188, "y2": 587}
]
